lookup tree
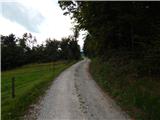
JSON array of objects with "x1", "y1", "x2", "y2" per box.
[
  {"x1": 1, "y1": 34, "x2": 20, "y2": 70},
  {"x1": 45, "y1": 38, "x2": 60, "y2": 61},
  {"x1": 60, "y1": 36, "x2": 81, "y2": 60},
  {"x1": 59, "y1": 1, "x2": 160, "y2": 75},
  {"x1": 1, "y1": 33, "x2": 81, "y2": 70}
]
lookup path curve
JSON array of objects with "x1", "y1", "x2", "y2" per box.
[{"x1": 24, "y1": 59, "x2": 130, "y2": 120}]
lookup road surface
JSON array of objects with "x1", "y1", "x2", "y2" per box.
[{"x1": 24, "y1": 59, "x2": 130, "y2": 120}]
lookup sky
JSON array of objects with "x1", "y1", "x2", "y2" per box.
[{"x1": 0, "y1": 0, "x2": 85, "y2": 49}]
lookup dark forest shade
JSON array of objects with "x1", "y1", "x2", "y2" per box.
[
  {"x1": 59, "y1": 1, "x2": 160, "y2": 120},
  {"x1": 59, "y1": 1, "x2": 160, "y2": 76}
]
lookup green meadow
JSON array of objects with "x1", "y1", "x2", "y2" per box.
[{"x1": 1, "y1": 61, "x2": 76, "y2": 120}]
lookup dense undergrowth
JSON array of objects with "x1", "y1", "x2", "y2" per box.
[{"x1": 90, "y1": 57, "x2": 160, "y2": 120}]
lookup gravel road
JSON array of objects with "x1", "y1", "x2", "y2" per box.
[{"x1": 24, "y1": 59, "x2": 130, "y2": 120}]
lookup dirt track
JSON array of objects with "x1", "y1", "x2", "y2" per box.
[{"x1": 24, "y1": 59, "x2": 130, "y2": 120}]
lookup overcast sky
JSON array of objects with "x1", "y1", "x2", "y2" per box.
[{"x1": 0, "y1": 0, "x2": 85, "y2": 49}]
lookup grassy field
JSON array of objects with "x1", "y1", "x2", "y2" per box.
[
  {"x1": 90, "y1": 58, "x2": 160, "y2": 120},
  {"x1": 1, "y1": 61, "x2": 77, "y2": 120}
]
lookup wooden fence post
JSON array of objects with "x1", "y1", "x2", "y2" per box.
[{"x1": 11, "y1": 77, "x2": 15, "y2": 98}]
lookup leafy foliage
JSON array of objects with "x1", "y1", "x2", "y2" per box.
[
  {"x1": 1, "y1": 33, "x2": 81, "y2": 70},
  {"x1": 59, "y1": 1, "x2": 160, "y2": 119},
  {"x1": 59, "y1": 1, "x2": 160, "y2": 76}
]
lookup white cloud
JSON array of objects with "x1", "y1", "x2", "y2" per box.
[
  {"x1": 1, "y1": 2, "x2": 44, "y2": 32},
  {"x1": 0, "y1": 16, "x2": 29, "y2": 36},
  {"x1": 0, "y1": 0, "x2": 85, "y2": 49}
]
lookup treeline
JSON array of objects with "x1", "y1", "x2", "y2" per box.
[
  {"x1": 59, "y1": 1, "x2": 160, "y2": 76},
  {"x1": 1, "y1": 33, "x2": 80, "y2": 70}
]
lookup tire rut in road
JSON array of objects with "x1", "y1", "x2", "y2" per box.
[
  {"x1": 23, "y1": 59, "x2": 130, "y2": 120},
  {"x1": 74, "y1": 63, "x2": 96, "y2": 119}
]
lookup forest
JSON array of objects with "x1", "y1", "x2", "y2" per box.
[
  {"x1": 59, "y1": 1, "x2": 160, "y2": 77},
  {"x1": 1, "y1": 33, "x2": 81, "y2": 70},
  {"x1": 59, "y1": 1, "x2": 160, "y2": 120}
]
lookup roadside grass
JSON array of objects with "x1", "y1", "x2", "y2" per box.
[
  {"x1": 90, "y1": 57, "x2": 160, "y2": 120},
  {"x1": 1, "y1": 61, "x2": 77, "y2": 120}
]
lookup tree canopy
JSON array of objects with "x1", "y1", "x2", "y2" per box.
[
  {"x1": 59, "y1": 1, "x2": 160, "y2": 76},
  {"x1": 1, "y1": 33, "x2": 81, "y2": 70}
]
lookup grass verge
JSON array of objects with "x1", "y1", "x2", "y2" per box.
[
  {"x1": 90, "y1": 57, "x2": 160, "y2": 120},
  {"x1": 1, "y1": 61, "x2": 77, "y2": 120}
]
